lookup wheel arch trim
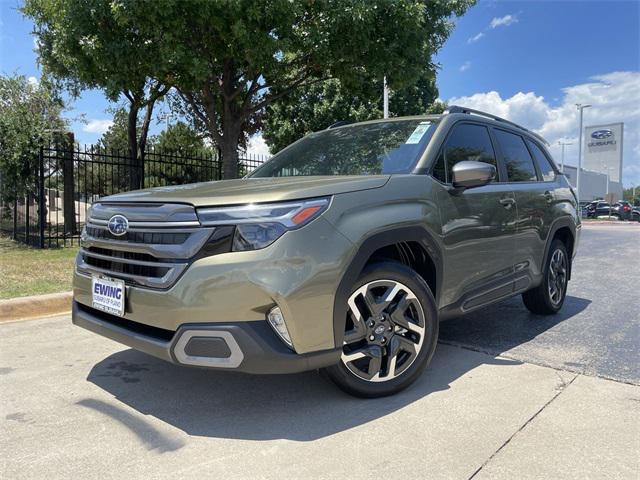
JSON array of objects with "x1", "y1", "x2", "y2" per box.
[
  {"x1": 542, "y1": 216, "x2": 577, "y2": 280},
  {"x1": 332, "y1": 225, "x2": 443, "y2": 348}
]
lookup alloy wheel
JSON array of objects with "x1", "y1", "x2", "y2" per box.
[
  {"x1": 341, "y1": 280, "x2": 426, "y2": 382},
  {"x1": 548, "y1": 249, "x2": 567, "y2": 306}
]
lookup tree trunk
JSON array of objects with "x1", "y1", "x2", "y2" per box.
[
  {"x1": 137, "y1": 100, "x2": 155, "y2": 188},
  {"x1": 220, "y1": 134, "x2": 240, "y2": 180},
  {"x1": 127, "y1": 103, "x2": 141, "y2": 190}
]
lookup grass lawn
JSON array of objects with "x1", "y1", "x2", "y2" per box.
[{"x1": 0, "y1": 235, "x2": 78, "y2": 299}]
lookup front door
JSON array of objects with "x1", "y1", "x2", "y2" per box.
[{"x1": 432, "y1": 122, "x2": 517, "y2": 310}]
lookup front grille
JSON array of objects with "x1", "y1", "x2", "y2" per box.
[
  {"x1": 85, "y1": 226, "x2": 190, "y2": 245},
  {"x1": 76, "y1": 202, "x2": 212, "y2": 289},
  {"x1": 82, "y1": 249, "x2": 171, "y2": 279},
  {"x1": 86, "y1": 246, "x2": 159, "y2": 263}
]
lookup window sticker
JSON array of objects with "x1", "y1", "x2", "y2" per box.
[{"x1": 405, "y1": 122, "x2": 431, "y2": 144}]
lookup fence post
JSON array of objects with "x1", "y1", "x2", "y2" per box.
[
  {"x1": 62, "y1": 133, "x2": 76, "y2": 237},
  {"x1": 38, "y1": 147, "x2": 46, "y2": 249},
  {"x1": 13, "y1": 196, "x2": 18, "y2": 241},
  {"x1": 25, "y1": 191, "x2": 30, "y2": 245}
]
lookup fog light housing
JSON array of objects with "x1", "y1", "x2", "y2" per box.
[{"x1": 267, "y1": 306, "x2": 293, "y2": 349}]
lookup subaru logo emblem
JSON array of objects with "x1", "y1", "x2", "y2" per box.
[
  {"x1": 591, "y1": 129, "x2": 613, "y2": 140},
  {"x1": 107, "y1": 214, "x2": 129, "y2": 236}
]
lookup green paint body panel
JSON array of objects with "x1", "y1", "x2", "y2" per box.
[{"x1": 72, "y1": 113, "x2": 580, "y2": 368}]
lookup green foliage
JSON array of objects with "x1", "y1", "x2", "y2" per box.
[
  {"x1": 23, "y1": 0, "x2": 173, "y2": 188},
  {"x1": 22, "y1": 0, "x2": 475, "y2": 180},
  {"x1": 263, "y1": 74, "x2": 447, "y2": 153},
  {"x1": 96, "y1": 108, "x2": 130, "y2": 153},
  {"x1": 0, "y1": 74, "x2": 67, "y2": 202},
  {"x1": 22, "y1": 0, "x2": 173, "y2": 101},
  {"x1": 153, "y1": 122, "x2": 210, "y2": 156},
  {"x1": 622, "y1": 186, "x2": 639, "y2": 206},
  {"x1": 162, "y1": 0, "x2": 475, "y2": 178}
]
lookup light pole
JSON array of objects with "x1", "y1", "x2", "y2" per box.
[
  {"x1": 601, "y1": 162, "x2": 613, "y2": 218},
  {"x1": 557, "y1": 141, "x2": 572, "y2": 173},
  {"x1": 383, "y1": 76, "x2": 389, "y2": 119},
  {"x1": 576, "y1": 103, "x2": 592, "y2": 206}
]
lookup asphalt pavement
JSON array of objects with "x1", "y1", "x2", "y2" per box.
[
  {"x1": 440, "y1": 223, "x2": 640, "y2": 384},
  {"x1": 1, "y1": 223, "x2": 639, "y2": 479}
]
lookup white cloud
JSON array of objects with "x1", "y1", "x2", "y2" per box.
[
  {"x1": 459, "y1": 61, "x2": 471, "y2": 72},
  {"x1": 82, "y1": 119, "x2": 113, "y2": 134},
  {"x1": 448, "y1": 71, "x2": 640, "y2": 187},
  {"x1": 467, "y1": 32, "x2": 485, "y2": 44},
  {"x1": 27, "y1": 76, "x2": 38, "y2": 86},
  {"x1": 490, "y1": 14, "x2": 518, "y2": 29},
  {"x1": 244, "y1": 134, "x2": 271, "y2": 157}
]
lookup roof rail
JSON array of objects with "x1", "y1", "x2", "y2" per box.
[
  {"x1": 327, "y1": 120, "x2": 352, "y2": 129},
  {"x1": 445, "y1": 105, "x2": 549, "y2": 145}
]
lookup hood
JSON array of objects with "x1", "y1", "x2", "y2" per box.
[{"x1": 99, "y1": 175, "x2": 390, "y2": 207}]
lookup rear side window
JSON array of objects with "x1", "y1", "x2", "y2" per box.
[
  {"x1": 432, "y1": 123, "x2": 497, "y2": 184},
  {"x1": 494, "y1": 130, "x2": 538, "y2": 182},
  {"x1": 527, "y1": 140, "x2": 556, "y2": 181}
]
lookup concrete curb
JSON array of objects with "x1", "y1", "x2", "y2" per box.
[
  {"x1": 0, "y1": 291, "x2": 72, "y2": 323},
  {"x1": 582, "y1": 221, "x2": 639, "y2": 226}
]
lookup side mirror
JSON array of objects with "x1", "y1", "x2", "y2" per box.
[{"x1": 451, "y1": 161, "x2": 496, "y2": 190}]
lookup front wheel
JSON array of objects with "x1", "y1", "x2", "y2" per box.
[
  {"x1": 322, "y1": 261, "x2": 438, "y2": 398},
  {"x1": 522, "y1": 239, "x2": 569, "y2": 315}
]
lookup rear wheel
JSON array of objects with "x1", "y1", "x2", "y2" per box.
[
  {"x1": 522, "y1": 239, "x2": 569, "y2": 315},
  {"x1": 322, "y1": 261, "x2": 438, "y2": 398}
]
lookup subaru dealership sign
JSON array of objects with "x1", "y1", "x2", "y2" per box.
[{"x1": 584, "y1": 122, "x2": 624, "y2": 183}]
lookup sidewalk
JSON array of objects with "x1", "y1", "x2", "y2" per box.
[{"x1": 1, "y1": 314, "x2": 638, "y2": 480}]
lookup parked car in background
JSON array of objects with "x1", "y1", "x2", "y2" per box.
[
  {"x1": 631, "y1": 205, "x2": 640, "y2": 222},
  {"x1": 612, "y1": 201, "x2": 632, "y2": 221},
  {"x1": 584, "y1": 200, "x2": 631, "y2": 220},
  {"x1": 585, "y1": 201, "x2": 611, "y2": 218}
]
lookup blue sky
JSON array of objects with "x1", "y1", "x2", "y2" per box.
[{"x1": 1, "y1": 0, "x2": 639, "y2": 185}]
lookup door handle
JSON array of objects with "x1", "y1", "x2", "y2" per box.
[{"x1": 499, "y1": 197, "x2": 515, "y2": 209}]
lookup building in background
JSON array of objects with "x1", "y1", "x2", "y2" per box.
[{"x1": 563, "y1": 165, "x2": 623, "y2": 203}]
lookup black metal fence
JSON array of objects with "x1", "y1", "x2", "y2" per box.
[{"x1": 0, "y1": 144, "x2": 268, "y2": 248}]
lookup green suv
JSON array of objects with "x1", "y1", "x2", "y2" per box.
[{"x1": 73, "y1": 106, "x2": 580, "y2": 397}]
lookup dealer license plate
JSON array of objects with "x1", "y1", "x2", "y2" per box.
[{"x1": 91, "y1": 276, "x2": 125, "y2": 317}]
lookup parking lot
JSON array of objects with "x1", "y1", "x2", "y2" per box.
[{"x1": 1, "y1": 223, "x2": 639, "y2": 479}]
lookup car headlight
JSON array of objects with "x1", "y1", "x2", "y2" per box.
[{"x1": 197, "y1": 197, "x2": 330, "y2": 251}]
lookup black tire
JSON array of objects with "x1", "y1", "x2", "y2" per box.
[
  {"x1": 522, "y1": 239, "x2": 569, "y2": 315},
  {"x1": 321, "y1": 261, "x2": 438, "y2": 398}
]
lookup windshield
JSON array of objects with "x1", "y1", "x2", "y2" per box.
[{"x1": 251, "y1": 119, "x2": 437, "y2": 177}]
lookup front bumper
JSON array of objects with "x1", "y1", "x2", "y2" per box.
[
  {"x1": 73, "y1": 216, "x2": 356, "y2": 353},
  {"x1": 72, "y1": 301, "x2": 341, "y2": 374}
]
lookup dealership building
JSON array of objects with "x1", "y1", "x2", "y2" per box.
[{"x1": 560, "y1": 122, "x2": 624, "y2": 203}]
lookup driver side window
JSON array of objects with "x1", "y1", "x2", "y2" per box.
[{"x1": 433, "y1": 123, "x2": 497, "y2": 184}]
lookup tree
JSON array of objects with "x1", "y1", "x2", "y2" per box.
[
  {"x1": 23, "y1": 0, "x2": 174, "y2": 189},
  {"x1": 622, "y1": 186, "x2": 639, "y2": 206},
  {"x1": 161, "y1": 0, "x2": 475, "y2": 179},
  {"x1": 96, "y1": 108, "x2": 131, "y2": 153},
  {"x1": 153, "y1": 122, "x2": 209, "y2": 156},
  {"x1": 0, "y1": 74, "x2": 67, "y2": 202},
  {"x1": 263, "y1": 73, "x2": 446, "y2": 153}
]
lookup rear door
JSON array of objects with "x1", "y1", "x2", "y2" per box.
[
  {"x1": 432, "y1": 122, "x2": 517, "y2": 309},
  {"x1": 492, "y1": 129, "x2": 555, "y2": 282}
]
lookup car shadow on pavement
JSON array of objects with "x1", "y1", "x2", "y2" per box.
[
  {"x1": 439, "y1": 295, "x2": 592, "y2": 354},
  {"x1": 84, "y1": 294, "x2": 590, "y2": 442}
]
